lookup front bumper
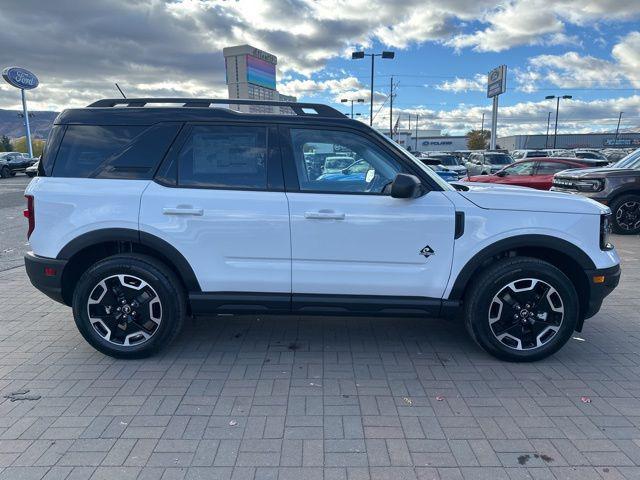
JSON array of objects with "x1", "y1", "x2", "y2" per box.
[
  {"x1": 579, "y1": 264, "x2": 621, "y2": 329},
  {"x1": 24, "y1": 252, "x2": 68, "y2": 305}
]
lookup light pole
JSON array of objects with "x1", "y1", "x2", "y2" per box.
[
  {"x1": 614, "y1": 112, "x2": 623, "y2": 142},
  {"x1": 341, "y1": 98, "x2": 364, "y2": 119},
  {"x1": 545, "y1": 95, "x2": 572, "y2": 149},
  {"x1": 545, "y1": 112, "x2": 551, "y2": 149},
  {"x1": 352, "y1": 50, "x2": 395, "y2": 126}
]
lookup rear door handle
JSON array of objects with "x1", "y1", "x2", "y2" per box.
[
  {"x1": 162, "y1": 207, "x2": 204, "y2": 216},
  {"x1": 304, "y1": 210, "x2": 345, "y2": 220}
]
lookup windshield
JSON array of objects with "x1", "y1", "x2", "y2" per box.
[
  {"x1": 613, "y1": 148, "x2": 640, "y2": 168},
  {"x1": 431, "y1": 155, "x2": 459, "y2": 166},
  {"x1": 380, "y1": 135, "x2": 454, "y2": 190},
  {"x1": 485, "y1": 153, "x2": 512, "y2": 165}
]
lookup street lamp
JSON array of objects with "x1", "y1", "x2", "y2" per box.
[
  {"x1": 351, "y1": 50, "x2": 395, "y2": 126},
  {"x1": 341, "y1": 98, "x2": 365, "y2": 119},
  {"x1": 545, "y1": 95, "x2": 572, "y2": 149}
]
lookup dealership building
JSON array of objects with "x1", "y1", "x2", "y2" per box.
[
  {"x1": 223, "y1": 44, "x2": 296, "y2": 114},
  {"x1": 498, "y1": 133, "x2": 640, "y2": 151}
]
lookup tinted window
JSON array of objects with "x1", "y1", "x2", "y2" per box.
[
  {"x1": 485, "y1": 154, "x2": 512, "y2": 165},
  {"x1": 177, "y1": 125, "x2": 267, "y2": 189},
  {"x1": 52, "y1": 124, "x2": 179, "y2": 179},
  {"x1": 537, "y1": 161, "x2": 575, "y2": 174},
  {"x1": 290, "y1": 128, "x2": 403, "y2": 194},
  {"x1": 525, "y1": 151, "x2": 548, "y2": 158}
]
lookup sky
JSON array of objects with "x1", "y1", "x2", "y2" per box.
[{"x1": 0, "y1": 0, "x2": 639, "y2": 136}]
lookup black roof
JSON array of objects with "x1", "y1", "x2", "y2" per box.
[{"x1": 55, "y1": 98, "x2": 361, "y2": 127}]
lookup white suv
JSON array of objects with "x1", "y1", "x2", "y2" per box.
[{"x1": 24, "y1": 98, "x2": 620, "y2": 361}]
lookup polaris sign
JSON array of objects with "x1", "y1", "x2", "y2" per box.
[{"x1": 2, "y1": 67, "x2": 39, "y2": 90}]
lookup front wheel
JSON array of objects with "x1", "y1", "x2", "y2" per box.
[
  {"x1": 610, "y1": 194, "x2": 640, "y2": 235},
  {"x1": 465, "y1": 257, "x2": 579, "y2": 362},
  {"x1": 0, "y1": 166, "x2": 9, "y2": 178},
  {"x1": 72, "y1": 254, "x2": 186, "y2": 358}
]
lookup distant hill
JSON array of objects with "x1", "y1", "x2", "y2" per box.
[{"x1": 0, "y1": 109, "x2": 58, "y2": 140}]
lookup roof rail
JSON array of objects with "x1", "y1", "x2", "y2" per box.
[{"x1": 87, "y1": 98, "x2": 345, "y2": 118}]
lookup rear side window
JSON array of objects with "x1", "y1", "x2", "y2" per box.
[
  {"x1": 176, "y1": 125, "x2": 267, "y2": 189},
  {"x1": 40, "y1": 125, "x2": 65, "y2": 176},
  {"x1": 52, "y1": 124, "x2": 180, "y2": 179}
]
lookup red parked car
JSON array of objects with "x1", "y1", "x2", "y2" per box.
[{"x1": 466, "y1": 157, "x2": 609, "y2": 190}]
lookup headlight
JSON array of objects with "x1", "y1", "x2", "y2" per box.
[
  {"x1": 575, "y1": 179, "x2": 604, "y2": 192},
  {"x1": 600, "y1": 213, "x2": 614, "y2": 250}
]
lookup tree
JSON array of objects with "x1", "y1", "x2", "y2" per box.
[
  {"x1": 0, "y1": 135, "x2": 11, "y2": 152},
  {"x1": 12, "y1": 136, "x2": 45, "y2": 157},
  {"x1": 466, "y1": 129, "x2": 490, "y2": 150}
]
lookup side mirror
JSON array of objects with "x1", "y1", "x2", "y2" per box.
[
  {"x1": 496, "y1": 170, "x2": 507, "y2": 177},
  {"x1": 391, "y1": 173, "x2": 422, "y2": 199}
]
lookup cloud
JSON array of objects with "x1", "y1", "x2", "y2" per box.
[
  {"x1": 0, "y1": 0, "x2": 638, "y2": 116},
  {"x1": 369, "y1": 95, "x2": 640, "y2": 136},
  {"x1": 445, "y1": 0, "x2": 638, "y2": 52},
  {"x1": 278, "y1": 76, "x2": 386, "y2": 104},
  {"x1": 514, "y1": 31, "x2": 640, "y2": 91},
  {"x1": 436, "y1": 74, "x2": 485, "y2": 93}
]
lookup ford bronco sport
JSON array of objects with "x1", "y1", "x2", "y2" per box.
[{"x1": 24, "y1": 98, "x2": 620, "y2": 361}]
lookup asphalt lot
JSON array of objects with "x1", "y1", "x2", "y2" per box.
[
  {"x1": 0, "y1": 174, "x2": 31, "y2": 272},
  {"x1": 0, "y1": 179, "x2": 639, "y2": 479}
]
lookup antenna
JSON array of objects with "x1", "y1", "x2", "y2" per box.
[{"x1": 115, "y1": 83, "x2": 126, "y2": 99}]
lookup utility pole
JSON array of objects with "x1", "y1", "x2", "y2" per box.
[
  {"x1": 389, "y1": 76, "x2": 394, "y2": 139},
  {"x1": 545, "y1": 112, "x2": 551, "y2": 148},
  {"x1": 480, "y1": 113, "x2": 485, "y2": 136},
  {"x1": 615, "y1": 111, "x2": 623, "y2": 142},
  {"x1": 415, "y1": 114, "x2": 419, "y2": 152}
]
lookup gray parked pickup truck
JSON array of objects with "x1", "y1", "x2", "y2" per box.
[{"x1": 552, "y1": 148, "x2": 640, "y2": 234}]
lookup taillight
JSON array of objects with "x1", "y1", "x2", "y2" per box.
[{"x1": 24, "y1": 195, "x2": 34, "y2": 239}]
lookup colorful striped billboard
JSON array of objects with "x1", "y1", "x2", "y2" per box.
[{"x1": 246, "y1": 55, "x2": 276, "y2": 90}]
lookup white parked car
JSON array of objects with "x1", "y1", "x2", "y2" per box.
[{"x1": 24, "y1": 98, "x2": 620, "y2": 362}]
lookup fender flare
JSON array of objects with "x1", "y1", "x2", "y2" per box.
[
  {"x1": 448, "y1": 234, "x2": 595, "y2": 300},
  {"x1": 57, "y1": 228, "x2": 201, "y2": 292}
]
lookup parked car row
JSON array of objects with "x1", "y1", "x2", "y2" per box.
[{"x1": 0, "y1": 151, "x2": 38, "y2": 178}]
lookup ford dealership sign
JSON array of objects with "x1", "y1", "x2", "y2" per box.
[{"x1": 2, "y1": 66, "x2": 39, "y2": 90}]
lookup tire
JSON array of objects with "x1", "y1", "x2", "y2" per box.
[
  {"x1": 26, "y1": 172, "x2": 35, "y2": 177},
  {"x1": 0, "y1": 166, "x2": 9, "y2": 179},
  {"x1": 609, "y1": 194, "x2": 640, "y2": 235},
  {"x1": 72, "y1": 254, "x2": 186, "y2": 358},
  {"x1": 464, "y1": 257, "x2": 579, "y2": 362},
  {"x1": 9, "y1": 171, "x2": 15, "y2": 177}
]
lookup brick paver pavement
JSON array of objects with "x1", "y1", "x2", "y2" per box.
[{"x1": 0, "y1": 234, "x2": 638, "y2": 479}]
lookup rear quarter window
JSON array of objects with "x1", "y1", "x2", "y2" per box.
[{"x1": 51, "y1": 123, "x2": 180, "y2": 179}]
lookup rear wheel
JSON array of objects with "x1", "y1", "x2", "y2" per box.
[
  {"x1": 465, "y1": 257, "x2": 579, "y2": 362},
  {"x1": 72, "y1": 254, "x2": 186, "y2": 358},
  {"x1": 610, "y1": 194, "x2": 640, "y2": 235}
]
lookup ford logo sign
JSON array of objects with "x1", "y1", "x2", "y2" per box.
[{"x1": 2, "y1": 67, "x2": 39, "y2": 90}]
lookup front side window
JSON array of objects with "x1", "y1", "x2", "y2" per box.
[
  {"x1": 177, "y1": 125, "x2": 267, "y2": 189},
  {"x1": 502, "y1": 161, "x2": 535, "y2": 175},
  {"x1": 290, "y1": 129, "x2": 402, "y2": 194}
]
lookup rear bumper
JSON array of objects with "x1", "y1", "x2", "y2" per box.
[
  {"x1": 579, "y1": 264, "x2": 621, "y2": 328},
  {"x1": 24, "y1": 252, "x2": 68, "y2": 305}
]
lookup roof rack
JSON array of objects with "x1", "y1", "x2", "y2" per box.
[{"x1": 87, "y1": 98, "x2": 345, "y2": 118}]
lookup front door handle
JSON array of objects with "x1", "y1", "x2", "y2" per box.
[
  {"x1": 304, "y1": 210, "x2": 345, "y2": 220},
  {"x1": 162, "y1": 206, "x2": 204, "y2": 216}
]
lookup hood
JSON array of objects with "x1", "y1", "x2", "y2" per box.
[
  {"x1": 457, "y1": 183, "x2": 608, "y2": 215},
  {"x1": 557, "y1": 166, "x2": 639, "y2": 179}
]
